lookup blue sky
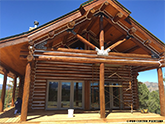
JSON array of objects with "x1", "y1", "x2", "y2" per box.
[{"x1": 0, "y1": 0, "x2": 164, "y2": 83}]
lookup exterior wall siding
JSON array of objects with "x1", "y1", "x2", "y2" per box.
[{"x1": 29, "y1": 60, "x2": 139, "y2": 110}]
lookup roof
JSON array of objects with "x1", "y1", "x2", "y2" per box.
[
  {"x1": 0, "y1": 0, "x2": 164, "y2": 76},
  {"x1": 0, "y1": 0, "x2": 164, "y2": 46}
]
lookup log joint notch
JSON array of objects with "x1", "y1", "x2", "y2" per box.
[{"x1": 27, "y1": 45, "x2": 35, "y2": 62}]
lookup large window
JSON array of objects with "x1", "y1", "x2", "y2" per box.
[{"x1": 46, "y1": 80, "x2": 84, "y2": 110}]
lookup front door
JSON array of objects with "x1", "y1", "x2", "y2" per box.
[{"x1": 46, "y1": 80, "x2": 84, "y2": 110}]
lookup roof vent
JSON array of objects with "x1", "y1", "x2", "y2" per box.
[{"x1": 29, "y1": 21, "x2": 39, "y2": 31}]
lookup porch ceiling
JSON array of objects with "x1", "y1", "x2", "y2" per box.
[{"x1": 0, "y1": 42, "x2": 28, "y2": 76}]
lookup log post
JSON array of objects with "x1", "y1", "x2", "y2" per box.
[
  {"x1": 100, "y1": 63, "x2": 105, "y2": 118},
  {"x1": 11, "y1": 75, "x2": 17, "y2": 106},
  {"x1": 18, "y1": 76, "x2": 24, "y2": 98},
  {"x1": 157, "y1": 67, "x2": 165, "y2": 116},
  {"x1": 21, "y1": 62, "x2": 31, "y2": 121},
  {"x1": 21, "y1": 45, "x2": 34, "y2": 121},
  {"x1": 84, "y1": 81, "x2": 90, "y2": 110},
  {"x1": 99, "y1": 14, "x2": 105, "y2": 118},
  {"x1": 0, "y1": 68, "x2": 8, "y2": 112}
]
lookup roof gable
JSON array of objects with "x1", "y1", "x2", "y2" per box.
[{"x1": 0, "y1": 0, "x2": 164, "y2": 76}]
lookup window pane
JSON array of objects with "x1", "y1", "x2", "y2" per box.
[
  {"x1": 91, "y1": 82, "x2": 99, "y2": 108},
  {"x1": 74, "y1": 82, "x2": 82, "y2": 108},
  {"x1": 61, "y1": 82, "x2": 70, "y2": 108},
  {"x1": 47, "y1": 82, "x2": 58, "y2": 109}
]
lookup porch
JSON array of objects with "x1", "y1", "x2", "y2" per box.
[{"x1": 0, "y1": 107, "x2": 165, "y2": 123}]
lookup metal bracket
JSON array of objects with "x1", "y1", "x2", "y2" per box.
[
  {"x1": 151, "y1": 51, "x2": 159, "y2": 59},
  {"x1": 126, "y1": 33, "x2": 134, "y2": 40},
  {"x1": 67, "y1": 28, "x2": 76, "y2": 35},
  {"x1": 94, "y1": 12, "x2": 108, "y2": 19},
  {"x1": 95, "y1": 46, "x2": 110, "y2": 56}
]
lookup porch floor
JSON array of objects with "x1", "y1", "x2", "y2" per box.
[{"x1": 0, "y1": 107, "x2": 165, "y2": 123}]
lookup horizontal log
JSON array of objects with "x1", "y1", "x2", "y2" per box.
[
  {"x1": 35, "y1": 68, "x2": 131, "y2": 75},
  {"x1": 35, "y1": 69, "x2": 131, "y2": 76},
  {"x1": 35, "y1": 51, "x2": 155, "y2": 61},
  {"x1": 32, "y1": 107, "x2": 44, "y2": 110},
  {"x1": 35, "y1": 75, "x2": 131, "y2": 80},
  {"x1": 37, "y1": 63, "x2": 92, "y2": 68},
  {"x1": 33, "y1": 86, "x2": 46, "y2": 89},
  {"x1": 36, "y1": 62, "x2": 132, "y2": 70},
  {"x1": 32, "y1": 101, "x2": 45, "y2": 104},
  {"x1": 35, "y1": 76, "x2": 131, "y2": 82},
  {"x1": 35, "y1": 55, "x2": 160, "y2": 67},
  {"x1": 37, "y1": 61, "x2": 92, "y2": 66},
  {"x1": 33, "y1": 91, "x2": 46, "y2": 93},
  {"x1": 32, "y1": 104, "x2": 45, "y2": 107},
  {"x1": 37, "y1": 49, "x2": 154, "y2": 59},
  {"x1": 35, "y1": 69, "x2": 131, "y2": 75}
]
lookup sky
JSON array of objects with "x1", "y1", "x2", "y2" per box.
[{"x1": 0, "y1": 0, "x2": 165, "y2": 84}]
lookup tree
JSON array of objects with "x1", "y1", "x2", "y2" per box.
[
  {"x1": 138, "y1": 81, "x2": 160, "y2": 114},
  {"x1": 148, "y1": 91, "x2": 160, "y2": 114},
  {"x1": 138, "y1": 82, "x2": 149, "y2": 109}
]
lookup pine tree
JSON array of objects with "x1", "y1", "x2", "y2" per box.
[{"x1": 138, "y1": 82, "x2": 149, "y2": 109}]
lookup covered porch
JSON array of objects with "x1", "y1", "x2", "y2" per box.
[{"x1": 0, "y1": 107, "x2": 165, "y2": 123}]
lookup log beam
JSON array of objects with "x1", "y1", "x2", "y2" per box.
[
  {"x1": 76, "y1": 34, "x2": 96, "y2": 49},
  {"x1": 157, "y1": 67, "x2": 165, "y2": 116},
  {"x1": 86, "y1": 8, "x2": 95, "y2": 19},
  {"x1": 113, "y1": 12, "x2": 123, "y2": 22},
  {"x1": 35, "y1": 55, "x2": 160, "y2": 67},
  {"x1": 11, "y1": 76, "x2": 17, "y2": 106},
  {"x1": 0, "y1": 68, "x2": 8, "y2": 112},
  {"x1": 99, "y1": 14, "x2": 105, "y2": 118},
  {"x1": 106, "y1": 38, "x2": 127, "y2": 50},
  {"x1": 100, "y1": 1, "x2": 109, "y2": 11},
  {"x1": 99, "y1": 15, "x2": 104, "y2": 48},
  {"x1": 56, "y1": 48, "x2": 152, "y2": 58},
  {"x1": 21, "y1": 63, "x2": 31, "y2": 121}
]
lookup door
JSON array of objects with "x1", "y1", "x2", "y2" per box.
[{"x1": 46, "y1": 80, "x2": 84, "y2": 110}]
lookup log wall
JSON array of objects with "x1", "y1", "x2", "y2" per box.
[{"x1": 28, "y1": 60, "x2": 139, "y2": 110}]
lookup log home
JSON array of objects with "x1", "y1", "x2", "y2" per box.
[{"x1": 0, "y1": 0, "x2": 165, "y2": 121}]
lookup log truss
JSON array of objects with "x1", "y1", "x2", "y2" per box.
[{"x1": 27, "y1": 1, "x2": 163, "y2": 59}]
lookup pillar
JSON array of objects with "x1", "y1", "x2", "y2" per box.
[
  {"x1": 21, "y1": 63, "x2": 31, "y2": 121},
  {"x1": 18, "y1": 76, "x2": 24, "y2": 98},
  {"x1": 0, "y1": 68, "x2": 8, "y2": 112},
  {"x1": 99, "y1": 63, "x2": 105, "y2": 118},
  {"x1": 84, "y1": 81, "x2": 90, "y2": 110},
  {"x1": 11, "y1": 75, "x2": 17, "y2": 106},
  {"x1": 157, "y1": 67, "x2": 165, "y2": 116},
  {"x1": 99, "y1": 14, "x2": 105, "y2": 118}
]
